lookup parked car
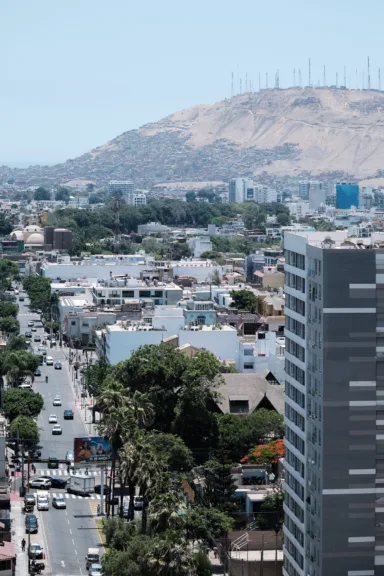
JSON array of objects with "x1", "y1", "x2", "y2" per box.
[
  {"x1": 48, "y1": 414, "x2": 58, "y2": 424},
  {"x1": 134, "y1": 496, "x2": 144, "y2": 510},
  {"x1": 52, "y1": 424, "x2": 62, "y2": 435},
  {"x1": 64, "y1": 409, "x2": 74, "y2": 420},
  {"x1": 54, "y1": 362, "x2": 62, "y2": 370},
  {"x1": 51, "y1": 339, "x2": 57, "y2": 346},
  {"x1": 37, "y1": 496, "x2": 49, "y2": 511},
  {"x1": 24, "y1": 494, "x2": 36, "y2": 506},
  {"x1": 28, "y1": 544, "x2": 43, "y2": 559},
  {"x1": 28, "y1": 321, "x2": 34, "y2": 327},
  {"x1": 25, "y1": 514, "x2": 38, "y2": 533},
  {"x1": 95, "y1": 484, "x2": 111, "y2": 495},
  {"x1": 31, "y1": 327, "x2": 37, "y2": 332},
  {"x1": 52, "y1": 496, "x2": 66, "y2": 509},
  {"x1": 30, "y1": 478, "x2": 51, "y2": 489},
  {"x1": 47, "y1": 457, "x2": 59, "y2": 469}
]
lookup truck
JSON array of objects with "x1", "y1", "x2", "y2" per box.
[{"x1": 67, "y1": 474, "x2": 95, "y2": 496}]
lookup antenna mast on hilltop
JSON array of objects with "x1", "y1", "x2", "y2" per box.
[
  {"x1": 379, "y1": 68, "x2": 381, "y2": 91},
  {"x1": 308, "y1": 58, "x2": 311, "y2": 87},
  {"x1": 245, "y1": 73, "x2": 248, "y2": 92},
  {"x1": 240, "y1": 78, "x2": 242, "y2": 95},
  {"x1": 368, "y1": 56, "x2": 371, "y2": 90},
  {"x1": 275, "y1": 70, "x2": 280, "y2": 89},
  {"x1": 293, "y1": 68, "x2": 296, "y2": 86},
  {"x1": 344, "y1": 65, "x2": 346, "y2": 87},
  {"x1": 231, "y1": 72, "x2": 234, "y2": 98},
  {"x1": 324, "y1": 65, "x2": 326, "y2": 87},
  {"x1": 299, "y1": 68, "x2": 302, "y2": 87}
]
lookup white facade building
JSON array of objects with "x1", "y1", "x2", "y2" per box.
[
  {"x1": 187, "y1": 236, "x2": 212, "y2": 257},
  {"x1": 308, "y1": 181, "x2": 326, "y2": 210},
  {"x1": 286, "y1": 201, "x2": 310, "y2": 218},
  {"x1": 254, "y1": 185, "x2": 278, "y2": 204},
  {"x1": 229, "y1": 178, "x2": 253, "y2": 203},
  {"x1": 108, "y1": 180, "x2": 134, "y2": 200}
]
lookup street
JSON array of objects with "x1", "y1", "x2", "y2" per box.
[{"x1": 17, "y1": 296, "x2": 104, "y2": 576}]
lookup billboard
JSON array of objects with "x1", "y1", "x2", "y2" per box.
[{"x1": 73, "y1": 436, "x2": 112, "y2": 467}]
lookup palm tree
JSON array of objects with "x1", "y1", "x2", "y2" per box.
[
  {"x1": 148, "y1": 490, "x2": 186, "y2": 534},
  {"x1": 3, "y1": 351, "x2": 38, "y2": 386}
]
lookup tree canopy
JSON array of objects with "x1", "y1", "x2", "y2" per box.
[
  {"x1": 34, "y1": 187, "x2": 50, "y2": 201},
  {"x1": 3, "y1": 388, "x2": 44, "y2": 421},
  {"x1": 230, "y1": 289, "x2": 258, "y2": 313},
  {"x1": 10, "y1": 415, "x2": 39, "y2": 445}
]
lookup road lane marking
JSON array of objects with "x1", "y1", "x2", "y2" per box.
[{"x1": 69, "y1": 529, "x2": 72, "y2": 535}]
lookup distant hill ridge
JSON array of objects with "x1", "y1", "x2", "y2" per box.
[{"x1": 3, "y1": 87, "x2": 384, "y2": 186}]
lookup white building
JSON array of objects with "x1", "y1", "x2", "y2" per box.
[
  {"x1": 254, "y1": 185, "x2": 278, "y2": 204},
  {"x1": 187, "y1": 236, "x2": 212, "y2": 257},
  {"x1": 108, "y1": 180, "x2": 134, "y2": 200},
  {"x1": 229, "y1": 178, "x2": 253, "y2": 203},
  {"x1": 308, "y1": 181, "x2": 326, "y2": 210},
  {"x1": 129, "y1": 192, "x2": 147, "y2": 206},
  {"x1": 286, "y1": 201, "x2": 310, "y2": 219}
]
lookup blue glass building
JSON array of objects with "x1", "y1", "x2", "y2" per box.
[{"x1": 336, "y1": 184, "x2": 360, "y2": 209}]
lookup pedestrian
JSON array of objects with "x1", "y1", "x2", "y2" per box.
[
  {"x1": 21, "y1": 538, "x2": 26, "y2": 552},
  {"x1": 97, "y1": 504, "x2": 101, "y2": 516},
  {"x1": 67, "y1": 464, "x2": 70, "y2": 474},
  {"x1": 213, "y1": 547, "x2": 218, "y2": 559}
]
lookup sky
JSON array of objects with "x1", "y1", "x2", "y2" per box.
[{"x1": 0, "y1": 0, "x2": 383, "y2": 165}]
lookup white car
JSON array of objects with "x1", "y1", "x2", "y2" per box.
[
  {"x1": 52, "y1": 424, "x2": 62, "y2": 435},
  {"x1": 30, "y1": 478, "x2": 52, "y2": 489},
  {"x1": 48, "y1": 414, "x2": 57, "y2": 424},
  {"x1": 46, "y1": 356, "x2": 53, "y2": 366},
  {"x1": 89, "y1": 565, "x2": 102, "y2": 576},
  {"x1": 53, "y1": 397, "x2": 61, "y2": 406},
  {"x1": 37, "y1": 495, "x2": 49, "y2": 511},
  {"x1": 52, "y1": 496, "x2": 66, "y2": 509},
  {"x1": 28, "y1": 321, "x2": 34, "y2": 327}
]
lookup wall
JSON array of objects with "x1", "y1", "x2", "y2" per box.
[
  {"x1": 179, "y1": 328, "x2": 238, "y2": 363},
  {"x1": 172, "y1": 264, "x2": 223, "y2": 282},
  {"x1": 42, "y1": 263, "x2": 146, "y2": 281},
  {"x1": 106, "y1": 330, "x2": 167, "y2": 364}
]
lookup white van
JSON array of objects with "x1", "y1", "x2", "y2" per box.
[
  {"x1": 37, "y1": 493, "x2": 49, "y2": 511},
  {"x1": 18, "y1": 383, "x2": 32, "y2": 390}
]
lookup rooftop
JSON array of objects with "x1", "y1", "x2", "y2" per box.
[
  {"x1": 286, "y1": 230, "x2": 384, "y2": 249},
  {"x1": 218, "y1": 373, "x2": 284, "y2": 414}
]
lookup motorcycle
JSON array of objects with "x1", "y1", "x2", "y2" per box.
[
  {"x1": 30, "y1": 560, "x2": 45, "y2": 574},
  {"x1": 22, "y1": 504, "x2": 34, "y2": 514}
]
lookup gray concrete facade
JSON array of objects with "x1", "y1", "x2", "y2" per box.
[{"x1": 284, "y1": 231, "x2": 384, "y2": 576}]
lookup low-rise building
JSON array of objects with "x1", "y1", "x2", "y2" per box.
[
  {"x1": 187, "y1": 236, "x2": 212, "y2": 257},
  {"x1": 91, "y1": 278, "x2": 183, "y2": 307}
]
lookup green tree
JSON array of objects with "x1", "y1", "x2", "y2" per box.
[
  {"x1": 0, "y1": 317, "x2": 19, "y2": 336},
  {"x1": 184, "y1": 506, "x2": 234, "y2": 541},
  {"x1": 85, "y1": 359, "x2": 112, "y2": 396},
  {"x1": 2, "y1": 351, "x2": 39, "y2": 385},
  {"x1": 89, "y1": 195, "x2": 104, "y2": 205},
  {"x1": 276, "y1": 212, "x2": 290, "y2": 226},
  {"x1": 185, "y1": 191, "x2": 196, "y2": 203},
  {"x1": 5, "y1": 335, "x2": 29, "y2": 351},
  {"x1": 0, "y1": 214, "x2": 13, "y2": 236},
  {"x1": 55, "y1": 187, "x2": 71, "y2": 202},
  {"x1": 102, "y1": 550, "x2": 141, "y2": 576},
  {"x1": 0, "y1": 260, "x2": 19, "y2": 289},
  {"x1": 147, "y1": 433, "x2": 194, "y2": 473},
  {"x1": 34, "y1": 187, "x2": 50, "y2": 201},
  {"x1": 10, "y1": 415, "x2": 39, "y2": 445},
  {"x1": 86, "y1": 183, "x2": 95, "y2": 194},
  {"x1": 230, "y1": 289, "x2": 258, "y2": 312},
  {"x1": 256, "y1": 491, "x2": 283, "y2": 531},
  {"x1": 3, "y1": 388, "x2": 44, "y2": 421},
  {"x1": 0, "y1": 302, "x2": 18, "y2": 318},
  {"x1": 196, "y1": 459, "x2": 237, "y2": 512}
]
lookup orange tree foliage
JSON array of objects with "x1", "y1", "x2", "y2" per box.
[{"x1": 241, "y1": 439, "x2": 284, "y2": 465}]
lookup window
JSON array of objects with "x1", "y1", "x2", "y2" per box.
[
  {"x1": 285, "y1": 360, "x2": 305, "y2": 386},
  {"x1": 153, "y1": 291, "x2": 163, "y2": 297},
  {"x1": 196, "y1": 316, "x2": 206, "y2": 325},
  {"x1": 139, "y1": 291, "x2": 151, "y2": 297},
  {"x1": 243, "y1": 349, "x2": 253, "y2": 356},
  {"x1": 286, "y1": 338, "x2": 305, "y2": 362},
  {"x1": 229, "y1": 400, "x2": 249, "y2": 414},
  {"x1": 286, "y1": 272, "x2": 305, "y2": 293},
  {"x1": 285, "y1": 294, "x2": 305, "y2": 317},
  {"x1": 122, "y1": 290, "x2": 134, "y2": 298},
  {"x1": 243, "y1": 363, "x2": 254, "y2": 370},
  {"x1": 71, "y1": 321, "x2": 76, "y2": 326},
  {"x1": 285, "y1": 404, "x2": 305, "y2": 431},
  {"x1": 286, "y1": 382, "x2": 305, "y2": 409}
]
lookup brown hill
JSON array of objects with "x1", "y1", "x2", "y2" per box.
[{"x1": 4, "y1": 88, "x2": 384, "y2": 186}]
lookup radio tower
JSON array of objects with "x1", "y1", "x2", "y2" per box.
[
  {"x1": 368, "y1": 56, "x2": 371, "y2": 90},
  {"x1": 293, "y1": 68, "x2": 296, "y2": 86},
  {"x1": 275, "y1": 70, "x2": 280, "y2": 89},
  {"x1": 344, "y1": 65, "x2": 346, "y2": 87},
  {"x1": 245, "y1": 73, "x2": 248, "y2": 92},
  {"x1": 299, "y1": 68, "x2": 302, "y2": 87},
  {"x1": 240, "y1": 78, "x2": 242, "y2": 94},
  {"x1": 323, "y1": 65, "x2": 326, "y2": 87},
  {"x1": 379, "y1": 68, "x2": 382, "y2": 91},
  {"x1": 258, "y1": 72, "x2": 261, "y2": 91},
  {"x1": 231, "y1": 72, "x2": 234, "y2": 98},
  {"x1": 308, "y1": 58, "x2": 311, "y2": 87},
  {"x1": 266, "y1": 73, "x2": 268, "y2": 89}
]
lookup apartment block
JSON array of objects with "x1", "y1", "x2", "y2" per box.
[{"x1": 283, "y1": 229, "x2": 384, "y2": 576}]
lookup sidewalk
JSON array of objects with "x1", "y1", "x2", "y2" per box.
[{"x1": 12, "y1": 494, "x2": 28, "y2": 576}]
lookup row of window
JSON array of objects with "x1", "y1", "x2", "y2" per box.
[
  {"x1": 285, "y1": 492, "x2": 305, "y2": 524},
  {"x1": 286, "y1": 382, "x2": 305, "y2": 410},
  {"x1": 285, "y1": 426, "x2": 305, "y2": 458},
  {"x1": 308, "y1": 281, "x2": 322, "y2": 302},
  {"x1": 286, "y1": 469, "x2": 305, "y2": 500},
  {"x1": 286, "y1": 250, "x2": 306, "y2": 270},
  {"x1": 286, "y1": 337, "x2": 305, "y2": 363},
  {"x1": 307, "y1": 398, "x2": 322, "y2": 422},
  {"x1": 285, "y1": 512, "x2": 304, "y2": 547},
  {"x1": 284, "y1": 557, "x2": 301, "y2": 576},
  {"x1": 285, "y1": 360, "x2": 305, "y2": 387},
  {"x1": 286, "y1": 272, "x2": 306, "y2": 293},
  {"x1": 285, "y1": 404, "x2": 305, "y2": 432},
  {"x1": 286, "y1": 449, "x2": 305, "y2": 478},
  {"x1": 286, "y1": 316, "x2": 305, "y2": 339},
  {"x1": 286, "y1": 294, "x2": 306, "y2": 317},
  {"x1": 285, "y1": 534, "x2": 304, "y2": 569}
]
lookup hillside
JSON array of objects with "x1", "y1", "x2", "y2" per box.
[{"x1": 3, "y1": 87, "x2": 384, "y2": 186}]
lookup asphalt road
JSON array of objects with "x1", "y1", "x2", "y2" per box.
[{"x1": 18, "y1": 296, "x2": 103, "y2": 576}]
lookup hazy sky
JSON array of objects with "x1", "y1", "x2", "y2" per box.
[{"x1": 0, "y1": 0, "x2": 382, "y2": 165}]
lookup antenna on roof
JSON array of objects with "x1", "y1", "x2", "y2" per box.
[
  {"x1": 258, "y1": 72, "x2": 261, "y2": 91},
  {"x1": 363, "y1": 70, "x2": 365, "y2": 90},
  {"x1": 240, "y1": 77, "x2": 242, "y2": 94},
  {"x1": 368, "y1": 56, "x2": 371, "y2": 90}
]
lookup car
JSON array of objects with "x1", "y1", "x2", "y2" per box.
[
  {"x1": 37, "y1": 495, "x2": 49, "y2": 511},
  {"x1": 25, "y1": 331, "x2": 32, "y2": 338},
  {"x1": 48, "y1": 414, "x2": 58, "y2": 424},
  {"x1": 29, "y1": 446, "x2": 41, "y2": 460},
  {"x1": 46, "y1": 356, "x2": 53, "y2": 366},
  {"x1": 47, "y1": 457, "x2": 59, "y2": 469},
  {"x1": 65, "y1": 450, "x2": 74, "y2": 465},
  {"x1": 28, "y1": 321, "x2": 34, "y2": 327},
  {"x1": 54, "y1": 362, "x2": 62, "y2": 370},
  {"x1": 24, "y1": 494, "x2": 36, "y2": 506},
  {"x1": 39, "y1": 476, "x2": 67, "y2": 489},
  {"x1": 37, "y1": 309, "x2": 42, "y2": 314},
  {"x1": 30, "y1": 478, "x2": 52, "y2": 489},
  {"x1": 51, "y1": 338, "x2": 57, "y2": 345},
  {"x1": 18, "y1": 383, "x2": 32, "y2": 390},
  {"x1": 52, "y1": 424, "x2": 62, "y2": 435},
  {"x1": 63, "y1": 409, "x2": 74, "y2": 420},
  {"x1": 34, "y1": 335, "x2": 41, "y2": 342},
  {"x1": 89, "y1": 564, "x2": 103, "y2": 576},
  {"x1": 53, "y1": 397, "x2": 61, "y2": 406},
  {"x1": 134, "y1": 496, "x2": 144, "y2": 510},
  {"x1": 34, "y1": 369, "x2": 41, "y2": 377},
  {"x1": 28, "y1": 543, "x2": 43, "y2": 559},
  {"x1": 25, "y1": 514, "x2": 38, "y2": 533},
  {"x1": 19, "y1": 296, "x2": 24, "y2": 302},
  {"x1": 38, "y1": 346, "x2": 47, "y2": 355},
  {"x1": 95, "y1": 484, "x2": 111, "y2": 495},
  {"x1": 52, "y1": 496, "x2": 67, "y2": 509},
  {"x1": 31, "y1": 327, "x2": 37, "y2": 332}
]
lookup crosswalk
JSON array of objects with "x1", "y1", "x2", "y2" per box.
[
  {"x1": 36, "y1": 468, "x2": 99, "y2": 477},
  {"x1": 50, "y1": 492, "x2": 103, "y2": 500}
]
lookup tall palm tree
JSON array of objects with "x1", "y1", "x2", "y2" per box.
[
  {"x1": 148, "y1": 490, "x2": 186, "y2": 534},
  {"x1": 3, "y1": 351, "x2": 37, "y2": 386}
]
